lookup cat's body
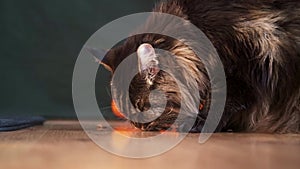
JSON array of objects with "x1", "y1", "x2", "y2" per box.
[{"x1": 101, "y1": 0, "x2": 300, "y2": 133}]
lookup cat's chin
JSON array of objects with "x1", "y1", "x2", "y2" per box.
[{"x1": 129, "y1": 109, "x2": 180, "y2": 131}]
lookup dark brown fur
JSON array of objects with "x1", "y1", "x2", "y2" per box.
[{"x1": 101, "y1": 0, "x2": 300, "y2": 133}]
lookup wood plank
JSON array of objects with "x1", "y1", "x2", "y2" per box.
[{"x1": 0, "y1": 120, "x2": 299, "y2": 169}]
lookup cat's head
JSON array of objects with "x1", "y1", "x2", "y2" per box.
[{"x1": 92, "y1": 34, "x2": 210, "y2": 131}]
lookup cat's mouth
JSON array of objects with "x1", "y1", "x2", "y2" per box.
[
  {"x1": 111, "y1": 99, "x2": 205, "y2": 131},
  {"x1": 111, "y1": 97, "x2": 179, "y2": 131},
  {"x1": 130, "y1": 109, "x2": 179, "y2": 131}
]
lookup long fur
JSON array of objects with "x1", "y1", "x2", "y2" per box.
[{"x1": 102, "y1": 0, "x2": 300, "y2": 133}]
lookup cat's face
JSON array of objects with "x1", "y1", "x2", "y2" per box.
[{"x1": 95, "y1": 36, "x2": 209, "y2": 131}]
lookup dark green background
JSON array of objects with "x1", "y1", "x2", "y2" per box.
[{"x1": 0, "y1": 0, "x2": 156, "y2": 119}]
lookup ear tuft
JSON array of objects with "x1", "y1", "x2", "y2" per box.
[{"x1": 85, "y1": 46, "x2": 113, "y2": 72}]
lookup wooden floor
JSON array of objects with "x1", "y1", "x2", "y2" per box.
[{"x1": 0, "y1": 120, "x2": 299, "y2": 169}]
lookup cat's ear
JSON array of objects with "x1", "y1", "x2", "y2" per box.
[
  {"x1": 85, "y1": 47, "x2": 113, "y2": 72},
  {"x1": 137, "y1": 43, "x2": 160, "y2": 77}
]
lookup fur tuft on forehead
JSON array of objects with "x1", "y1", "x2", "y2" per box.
[{"x1": 137, "y1": 43, "x2": 160, "y2": 85}]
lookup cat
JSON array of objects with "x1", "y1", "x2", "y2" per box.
[{"x1": 96, "y1": 0, "x2": 300, "y2": 133}]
